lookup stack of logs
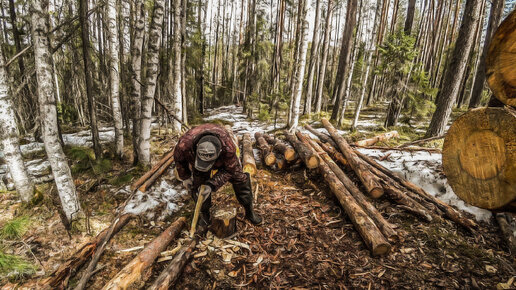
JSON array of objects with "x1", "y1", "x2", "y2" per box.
[{"x1": 244, "y1": 119, "x2": 478, "y2": 256}]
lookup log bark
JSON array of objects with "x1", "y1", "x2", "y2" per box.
[
  {"x1": 102, "y1": 217, "x2": 186, "y2": 290},
  {"x1": 242, "y1": 133, "x2": 257, "y2": 176},
  {"x1": 354, "y1": 149, "x2": 477, "y2": 229},
  {"x1": 284, "y1": 132, "x2": 319, "y2": 169},
  {"x1": 262, "y1": 133, "x2": 297, "y2": 161},
  {"x1": 275, "y1": 155, "x2": 287, "y2": 170},
  {"x1": 495, "y1": 213, "x2": 516, "y2": 254},
  {"x1": 131, "y1": 149, "x2": 175, "y2": 191},
  {"x1": 308, "y1": 138, "x2": 398, "y2": 240},
  {"x1": 304, "y1": 124, "x2": 338, "y2": 148},
  {"x1": 254, "y1": 132, "x2": 276, "y2": 166},
  {"x1": 40, "y1": 214, "x2": 133, "y2": 289},
  {"x1": 210, "y1": 207, "x2": 237, "y2": 238},
  {"x1": 355, "y1": 131, "x2": 400, "y2": 147},
  {"x1": 303, "y1": 138, "x2": 391, "y2": 255},
  {"x1": 321, "y1": 118, "x2": 384, "y2": 198},
  {"x1": 317, "y1": 140, "x2": 348, "y2": 166},
  {"x1": 381, "y1": 181, "x2": 433, "y2": 222},
  {"x1": 138, "y1": 156, "x2": 175, "y2": 192}
]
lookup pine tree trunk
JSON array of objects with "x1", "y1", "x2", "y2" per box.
[
  {"x1": 130, "y1": 2, "x2": 145, "y2": 165},
  {"x1": 314, "y1": 0, "x2": 333, "y2": 113},
  {"x1": 425, "y1": 0, "x2": 483, "y2": 137},
  {"x1": 107, "y1": 0, "x2": 124, "y2": 158},
  {"x1": 0, "y1": 48, "x2": 34, "y2": 202},
  {"x1": 170, "y1": 0, "x2": 183, "y2": 132},
  {"x1": 468, "y1": 0, "x2": 505, "y2": 108},
  {"x1": 31, "y1": 0, "x2": 82, "y2": 222},
  {"x1": 79, "y1": 0, "x2": 102, "y2": 159},
  {"x1": 404, "y1": 0, "x2": 416, "y2": 34},
  {"x1": 139, "y1": 0, "x2": 165, "y2": 166}
]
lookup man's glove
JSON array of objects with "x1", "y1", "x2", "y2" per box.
[
  {"x1": 182, "y1": 178, "x2": 193, "y2": 191},
  {"x1": 198, "y1": 185, "x2": 212, "y2": 200}
]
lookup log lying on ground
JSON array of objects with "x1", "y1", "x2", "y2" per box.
[
  {"x1": 354, "y1": 149, "x2": 477, "y2": 230},
  {"x1": 317, "y1": 140, "x2": 348, "y2": 166},
  {"x1": 284, "y1": 132, "x2": 319, "y2": 169},
  {"x1": 304, "y1": 124, "x2": 338, "y2": 148},
  {"x1": 355, "y1": 131, "x2": 399, "y2": 147},
  {"x1": 262, "y1": 133, "x2": 297, "y2": 161},
  {"x1": 275, "y1": 155, "x2": 287, "y2": 170},
  {"x1": 443, "y1": 107, "x2": 516, "y2": 212},
  {"x1": 241, "y1": 133, "x2": 257, "y2": 176},
  {"x1": 102, "y1": 217, "x2": 186, "y2": 290},
  {"x1": 352, "y1": 145, "x2": 442, "y2": 154},
  {"x1": 301, "y1": 137, "x2": 391, "y2": 256},
  {"x1": 139, "y1": 156, "x2": 176, "y2": 192},
  {"x1": 132, "y1": 149, "x2": 175, "y2": 191},
  {"x1": 254, "y1": 132, "x2": 276, "y2": 166},
  {"x1": 307, "y1": 138, "x2": 398, "y2": 240},
  {"x1": 495, "y1": 213, "x2": 516, "y2": 254},
  {"x1": 40, "y1": 214, "x2": 133, "y2": 289},
  {"x1": 321, "y1": 118, "x2": 384, "y2": 198}
]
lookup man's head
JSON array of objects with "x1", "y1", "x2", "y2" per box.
[{"x1": 195, "y1": 135, "x2": 222, "y2": 172}]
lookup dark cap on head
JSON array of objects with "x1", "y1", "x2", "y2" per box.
[{"x1": 195, "y1": 135, "x2": 222, "y2": 172}]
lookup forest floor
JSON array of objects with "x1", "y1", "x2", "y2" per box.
[{"x1": 0, "y1": 105, "x2": 515, "y2": 289}]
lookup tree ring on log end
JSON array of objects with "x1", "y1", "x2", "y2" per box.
[
  {"x1": 486, "y1": 9, "x2": 516, "y2": 107},
  {"x1": 443, "y1": 107, "x2": 516, "y2": 210}
]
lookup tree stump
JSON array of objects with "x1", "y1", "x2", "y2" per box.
[
  {"x1": 210, "y1": 207, "x2": 237, "y2": 238},
  {"x1": 486, "y1": 9, "x2": 516, "y2": 108},
  {"x1": 443, "y1": 107, "x2": 516, "y2": 211}
]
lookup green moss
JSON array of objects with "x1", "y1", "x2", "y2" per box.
[
  {"x1": 0, "y1": 251, "x2": 36, "y2": 280},
  {"x1": 0, "y1": 216, "x2": 30, "y2": 240},
  {"x1": 109, "y1": 173, "x2": 134, "y2": 187}
]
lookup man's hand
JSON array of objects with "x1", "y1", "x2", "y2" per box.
[
  {"x1": 182, "y1": 178, "x2": 193, "y2": 191},
  {"x1": 198, "y1": 185, "x2": 212, "y2": 199}
]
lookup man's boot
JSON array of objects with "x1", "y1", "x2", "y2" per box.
[{"x1": 233, "y1": 173, "x2": 262, "y2": 225}]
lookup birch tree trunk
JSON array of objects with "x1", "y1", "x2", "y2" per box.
[
  {"x1": 170, "y1": 0, "x2": 183, "y2": 132},
  {"x1": 288, "y1": 0, "x2": 310, "y2": 131},
  {"x1": 31, "y1": 0, "x2": 82, "y2": 222},
  {"x1": 314, "y1": 0, "x2": 333, "y2": 113},
  {"x1": 0, "y1": 48, "x2": 34, "y2": 202},
  {"x1": 130, "y1": 2, "x2": 145, "y2": 165},
  {"x1": 425, "y1": 0, "x2": 483, "y2": 137},
  {"x1": 139, "y1": 0, "x2": 165, "y2": 166},
  {"x1": 107, "y1": 0, "x2": 124, "y2": 158},
  {"x1": 303, "y1": 0, "x2": 321, "y2": 115}
]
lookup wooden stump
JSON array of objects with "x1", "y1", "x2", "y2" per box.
[
  {"x1": 486, "y1": 9, "x2": 516, "y2": 107},
  {"x1": 443, "y1": 107, "x2": 516, "y2": 211},
  {"x1": 210, "y1": 207, "x2": 237, "y2": 238},
  {"x1": 242, "y1": 133, "x2": 257, "y2": 176}
]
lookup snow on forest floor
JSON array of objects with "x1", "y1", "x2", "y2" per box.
[{"x1": 205, "y1": 105, "x2": 491, "y2": 222}]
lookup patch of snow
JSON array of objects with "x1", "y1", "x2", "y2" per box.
[{"x1": 356, "y1": 148, "x2": 492, "y2": 222}]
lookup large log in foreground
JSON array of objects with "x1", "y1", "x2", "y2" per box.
[
  {"x1": 302, "y1": 136, "x2": 391, "y2": 256},
  {"x1": 102, "y1": 217, "x2": 186, "y2": 290},
  {"x1": 355, "y1": 131, "x2": 399, "y2": 147},
  {"x1": 307, "y1": 138, "x2": 398, "y2": 240},
  {"x1": 242, "y1": 133, "x2": 257, "y2": 176},
  {"x1": 262, "y1": 133, "x2": 297, "y2": 161},
  {"x1": 443, "y1": 107, "x2": 516, "y2": 212},
  {"x1": 255, "y1": 132, "x2": 276, "y2": 166},
  {"x1": 321, "y1": 118, "x2": 384, "y2": 198},
  {"x1": 284, "y1": 132, "x2": 319, "y2": 169},
  {"x1": 40, "y1": 214, "x2": 133, "y2": 289}
]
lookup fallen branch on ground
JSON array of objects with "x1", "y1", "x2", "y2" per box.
[{"x1": 355, "y1": 131, "x2": 399, "y2": 147}]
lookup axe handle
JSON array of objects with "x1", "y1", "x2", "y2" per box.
[{"x1": 189, "y1": 185, "x2": 207, "y2": 237}]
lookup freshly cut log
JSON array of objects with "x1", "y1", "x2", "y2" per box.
[
  {"x1": 304, "y1": 124, "x2": 338, "y2": 148},
  {"x1": 40, "y1": 214, "x2": 133, "y2": 289},
  {"x1": 354, "y1": 150, "x2": 477, "y2": 229},
  {"x1": 355, "y1": 131, "x2": 399, "y2": 147},
  {"x1": 486, "y1": 9, "x2": 516, "y2": 107},
  {"x1": 321, "y1": 118, "x2": 384, "y2": 198},
  {"x1": 262, "y1": 133, "x2": 297, "y2": 161},
  {"x1": 275, "y1": 155, "x2": 287, "y2": 170},
  {"x1": 308, "y1": 138, "x2": 398, "y2": 240},
  {"x1": 132, "y1": 149, "x2": 174, "y2": 190},
  {"x1": 241, "y1": 133, "x2": 257, "y2": 176},
  {"x1": 317, "y1": 140, "x2": 348, "y2": 166},
  {"x1": 495, "y1": 213, "x2": 516, "y2": 254},
  {"x1": 102, "y1": 217, "x2": 186, "y2": 290},
  {"x1": 284, "y1": 132, "x2": 319, "y2": 169},
  {"x1": 381, "y1": 181, "x2": 433, "y2": 222},
  {"x1": 303, "y1": 138, "x2": 391, "y2": 256},
  {"x1": 443, "y1": 107, "x2": 516, "y2": 212},
  {"x1": 139, "y1": 156, "x2": 175, "y2": 192},
  {"x1": 210, "y1": 207, "x2": 237, "y2": 238},
  {"x1": 148, "y1": 237, "x2": 198, "y2": 290},
  {"x1": 254, "y1": 132, "x2": 276, "y2": 166}
]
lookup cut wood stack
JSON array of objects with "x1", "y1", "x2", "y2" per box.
[
  {"x1": 284, "y1": 131, "x2": 319, "y2": 169},
  {"x1": 262, "y1": 133, "x2": 297, "y2": 162},
  {"x1": 241, "y1": 133, "x2": 257, "y2": 176},
  {"x1": 254, "y1": 132, "x2": 276, "y2": 166}
]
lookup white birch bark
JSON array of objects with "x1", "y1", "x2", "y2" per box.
[
  {"x1": 130, "y1": 2, "x2": 145, "y2": 164},
  {"x1": 288, "y1": 0, "x2": 310, "y2": 131},
  {"x1": 107, "y1": 0, "x2": 124, "y2": 158},
  {"x1": 170, "y1": 0, "x2": 182, "y2": 132},
  {"x1": 0, "y1": 49, "x2": 34, "y2": 202},
  {"x1": 139, "y1": 0, "x2": 165, "y2": 165},
  {"x1": 31, "y1": 0, "x2": 82, "y2": 221},
  {"x1": 315, "y1": 0, "x2": 333, "y2": 114}
]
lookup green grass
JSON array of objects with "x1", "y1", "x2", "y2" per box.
[
  {"x1": 0, "y1": 251, "x2": 36, "y2": 279},
  {"x1": 108, "y1": 173, "x2": 134, "y2": 187},
  {"x1": 0, "y1": 217, "x2": 30, "y2": 240},
  {"x1": 65, "y1": 146, "x2": 112, "y2": 175}
]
